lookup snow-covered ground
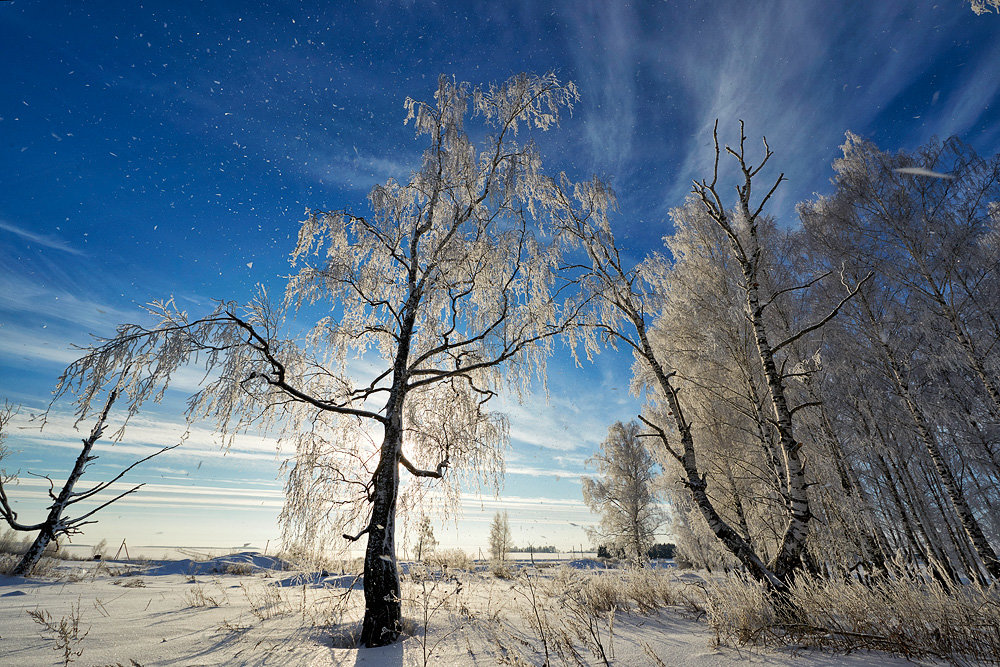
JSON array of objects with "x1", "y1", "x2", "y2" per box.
[{"x1": 0, "y1": 553, "x2": 935, "y2": 666}]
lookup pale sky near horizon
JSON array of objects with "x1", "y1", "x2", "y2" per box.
[{"x1": 2, "y1": 1, "x2": 999, "y2": 556}]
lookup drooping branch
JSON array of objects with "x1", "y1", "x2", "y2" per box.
[{"x1": 0, "y1": 486, "x2": 45, "y2": 532}]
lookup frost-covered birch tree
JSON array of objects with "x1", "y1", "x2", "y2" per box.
[
  {"x1": 687, "y1": 122, "x2": 869, "y2": 580},
  {"x1": 488, "y1": 510, "x2": 512, "y2": 563},
  {"x1": 582, "y1": 420, "x2": 665, "y2": 565},
  {"x1": 413, "y1": 514, "x2": 436, "y2": 562},
  {"x1": 553, "y1": 169, "x2": 791, "y2": 587},
  {"x1": 52, "y1": 72, "x2": 593, "y2": 646}
]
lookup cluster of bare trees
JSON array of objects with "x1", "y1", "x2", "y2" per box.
[
  {"x1": 797, "y1": 134, "x2": 1000, "y2": 582},
  {"x1": 578, "y1": 128, "x2": 1000, "y2": 590}
]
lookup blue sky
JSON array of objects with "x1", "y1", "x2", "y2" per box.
[{"x1": 1, "y1": 1, "x2": 998, "y2": 555}]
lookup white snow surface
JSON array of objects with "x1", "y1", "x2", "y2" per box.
[{"x1": 0, "y1": 553, "x2": 937, "y2": 666}]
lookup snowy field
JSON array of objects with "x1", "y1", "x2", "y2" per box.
[{"x1": 0, "y1": 552, "x2": 936, "y2": 666}]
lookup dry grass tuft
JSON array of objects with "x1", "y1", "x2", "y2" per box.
[
  {"x1": 704, "y1": 568, "x2": 1000, "y2": 664},
  {"x1": 0, "y1": 553, "x2": 64, "y2": 578},
  {"x1": 240, "y1": 581, "x2": 290, "y2": 620},
  {"x1": 704, "y1": 572, "x2": 775, "y2": 645},
  {"x1": 27, "y1": 600, "x2": 90, "y2": 666},
  {"x1": 488, "y1": 560, "x2": 515, "y2": 579},
  {"x1": 479, "y1": 565, "x2": 701, "y2": 667},
  {"x1": 619, "y1": 566, "x2": 703, "y2": 613},
  {"x1": 184, "y1": 582, "x2": 225, "y2": 608},
  {"x1": 0, "y1": 529, "x2": 68, "y2": 577}
]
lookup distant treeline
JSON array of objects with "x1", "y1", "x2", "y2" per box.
[
  {"x1": 597, "y1": 543, "x2": 676, "y2": 560},
  {"x1": 510, "y1": 545, "x2": 558, "y2": 553}
]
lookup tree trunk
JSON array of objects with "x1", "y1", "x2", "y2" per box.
[
  {"x1": 742, "y1": 277, "x2": 811, "y2": 580},
  {"x1": 813, "y1": 395, "x2": 889, "y2": 573},
  {"x1": 921, "y1": 459, "x2": 989, "y2": 585},
  {"x1": 873, "y1": 450, "x2": 924, "y2": 567},
  {"x1": 12, "y1": 529, "x2": 55, "y2": 577},
  {"x1": 889, "y1": 450, "x2": 961, "y2": 582},
  {"x1": 724, "y1": 463, "x2": 753, "y2": 546},
  {"x1": 360, "y1": 420, "x2": 403, "y2": 647},
  {"x1": 359, "y1": 280, "x2": 419, "y2": 647}
]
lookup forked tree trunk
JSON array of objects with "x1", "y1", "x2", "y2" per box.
[
  {"x1": 678, "y1": 440, "x2": 788, "y2": 592},
  {"x1": 11, "y1": 391, "x2": 117, "y2": 577},
  {"x1": 634, "y1": 321, "x2": 789, "y2": 593}
]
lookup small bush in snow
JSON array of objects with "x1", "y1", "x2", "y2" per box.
[{"x1": 426, "y1": 548, "x2": 471, "y2": 571}]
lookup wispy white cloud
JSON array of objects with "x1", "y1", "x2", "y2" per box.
[
  {"x1": 9, "y1": 408, "x2": 283, "y2": 463},
  {"x1": 931, "y1": 37, "x2": 1000, "y2": 144},
  {"x1": 0, "y1": 219, "x2": 85, "y2": 256},
  {"x1": 560, "y1": 1, "x2": 988, "y2": 229},
  {"x1": 505, "y1": 464, "x2": 585, "y2": 481},
  {"x1": 565, "y1": 1, "x2": 638, "y2": 176},
  {"x1": 503, "y1": 396, "x2": 599, "y2": 452},
  {"x1": 9, "y1": 476, "x2": 284, "y2": 511},
  {"x1": 457, "y1": 491, "x2": 589, "y2": 512},
  {"x1": 0, "y1": 275, "x2": 152, "y2": 380},
  {"x1": 662, "y1": 2, "x2": 913, "y2": 216},
  {"x1": 0, "y1": 326, "x2": 82, "y2": 367},
  {"x1": 0, "y1": 276, "x2": 138, "y2": 332},
  {"x1": 305, "y1": 145, "x2": 414, "y2": 191}
]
